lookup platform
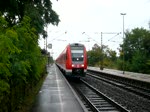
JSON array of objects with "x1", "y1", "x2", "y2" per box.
[
  {"x1": 31, "y1": 64, "x2": 87, "y2": 112},
  {"x1": 88, "y1": 67, "x2": 150, "y2": 83}
]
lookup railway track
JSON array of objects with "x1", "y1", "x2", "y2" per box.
[
  {"x1": 86, "y1": 71, "x2": 150, "y2": 100},
  {"x1": 70, "y1": 79, "x2": 129, "y2": 112},
  {"x1": 87, "y1": 69, "x2": 150, "y2": 90}
]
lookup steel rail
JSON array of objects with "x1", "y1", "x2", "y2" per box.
[
  {"x1": 71, "y1": 79, "x2": 129, "y2": 112},
  {"x1": 87, "y1": 72, "x2": 150, "y2": 100}
]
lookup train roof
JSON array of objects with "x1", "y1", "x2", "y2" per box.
[{"x1": 69, "y1": 43, "x2": 84, "y2": 47}]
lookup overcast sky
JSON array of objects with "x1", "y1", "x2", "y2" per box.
[{"x1": 39, "y1": 0, "x2": 150, "y2": 59}]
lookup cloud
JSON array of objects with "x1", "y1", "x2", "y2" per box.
[{"x1": 44, "y1": 0, "x2": 150, "y2": 59}]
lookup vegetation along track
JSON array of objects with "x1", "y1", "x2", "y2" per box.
[
  {"x1": 69, "y1": 79, "x2": 129, "y2": 112},
  {"x1": 86, "y1": 70, "x2": 150, "y2": 100}
]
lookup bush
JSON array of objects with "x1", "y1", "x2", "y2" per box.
[{"x1": 0, "y1": 15, "x2": 47, "y2": 112}]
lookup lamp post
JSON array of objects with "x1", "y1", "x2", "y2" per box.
[{"x1": 120, "y1": 13, "x2": 126, "y2": 74}]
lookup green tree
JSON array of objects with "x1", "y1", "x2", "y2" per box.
[
  {"x1": 87, "y1": 43, "x2": 117, "y2": 68},
  {"x1": 87, "y1": 44, "x2": 101, "y2": 66},
  {"x1": 104, "y1": 48, "x2": 117, "y2": 68},
  {"x1": 119, "y1": 28, "x2": 150, "y2": 73},
  {"x1": 0, "y1": 0, "x2": 60, "y2": 36},
  {"x1": 0, "y1": 15, "x2": 47, "y2": 112},
  {"x1": 0, "y1": 0, "x2": 59, "y2": 111}
]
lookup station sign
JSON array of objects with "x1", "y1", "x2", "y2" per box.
[{"x1": 47, "y1": 44, "x2": 52, "y2": 49}]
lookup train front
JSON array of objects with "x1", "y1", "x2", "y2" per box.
[{"x1": 69, "y1": 43, "x2": 87, "y2": 77}]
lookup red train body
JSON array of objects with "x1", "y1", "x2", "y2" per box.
[{"x1": 56, "y1": 43, "x2": 87, "y2": 77}]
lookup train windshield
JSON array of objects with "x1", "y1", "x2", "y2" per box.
[{"x1": 71, "y1": 46, "x2": 84, "y2": 62}]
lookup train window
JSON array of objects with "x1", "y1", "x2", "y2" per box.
[
  {"x1": 71, "y1": 46, "x2": 84, "y2": 62},
  {"x1": 72, "y1": 54, "x2": 84, "y2": 61},
  {"x1": 72, "y1": 53, "x2": 83, "y2": 57}
]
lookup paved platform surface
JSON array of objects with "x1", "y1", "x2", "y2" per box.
[
  {"x1": 88, "y1": 67, "x2": 150, "y2": 83},
  {"x1": 31, "y1": 64, "x2": 87, "y2": 112}
]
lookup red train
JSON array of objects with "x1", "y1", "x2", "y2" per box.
[{"x1": 56, "y1": 43, "x2": 87, "y2": 78}]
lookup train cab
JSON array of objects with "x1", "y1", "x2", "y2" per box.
[{"x1": 56, "y1": 43, "x2": 87, "y2": 78}]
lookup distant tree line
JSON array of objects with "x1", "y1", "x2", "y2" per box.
[
  {"x1": 88, "y1": 44, "x2": 117, "y2": 69},
  {"x1": 87, "y1": 27, "x2": 150, "y2": 74},
  {"x1": 0, "y1": 0, "x2": 59, "y2": 111}
]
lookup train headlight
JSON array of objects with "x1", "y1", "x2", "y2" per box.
[
  {"x1": 81, "y1": 64, "x2": 84, "y2": 67},
  {"x1": 72, "y1": 64, "x2": 75, "y2": 67}
]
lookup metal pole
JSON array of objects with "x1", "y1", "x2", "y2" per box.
[
  {"x1": 120, "y1": 13, "x2": 126, "y2": 74},
  {"x1": 100, "y1": 32, "x2": 103, "y2": 70},
  {"x1": 45, "y1": 25, "x2": 48, "y2": 66},
  {"x1": 46, "y1": 26, "x2": 48, "y2": 52},
  {"x1": 148, "y1": 21, "x2": 150, "y2": 30}
]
